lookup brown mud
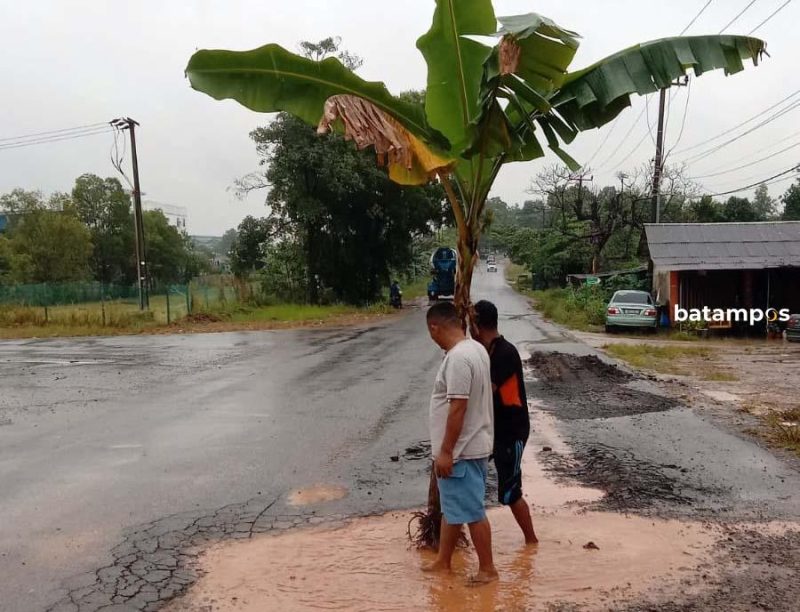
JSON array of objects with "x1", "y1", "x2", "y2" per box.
[{"x1": 168, "y1": 418, "x2": 716, "y2": 612}]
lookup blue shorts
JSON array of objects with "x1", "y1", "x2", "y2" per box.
[{"x1": 437, "y1": 458, "x2": 488, "y2": 525}]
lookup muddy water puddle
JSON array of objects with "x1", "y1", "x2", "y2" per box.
[
  {"x1": 170, "y1": 418, "x2": 718, "y2": 612},
  {"x1": 171, "y1": 509, "x2": 715, "y2": 612},
  {"x1": 288, "y1": 485, "x2": 348, "y2": 506}
]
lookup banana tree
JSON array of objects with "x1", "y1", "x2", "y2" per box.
[
  {"x1": 186, "y1": 0, "x2": 765, "y2": 545},
  {"x1": 185, "y1": 1, "x2": 765, "y2": 328}
]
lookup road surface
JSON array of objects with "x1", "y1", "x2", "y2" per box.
[{"x1": 1, "y1": 264, "x2": 798, "y2": 611}]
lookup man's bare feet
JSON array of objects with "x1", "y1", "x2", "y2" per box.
[
  {"x1": 421, "y1": 559, "x2": 451, "y2": 573},
  {"x1": 468, "y1": 568, "x2": 499, "y2": 585}
]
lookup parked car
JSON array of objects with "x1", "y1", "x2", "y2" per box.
[
  {"x1": 487, "y1": 263, "x2": 498, "y2": 273},
  {"x1": 787, "y1": 314, "x2": 800, "y2": 342},
  {"x1": 605, "y1": 290, "x2": 657, "y2": 333}
]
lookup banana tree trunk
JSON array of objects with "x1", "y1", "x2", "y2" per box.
[{"x1": 416, "y1": 173, "x2": 482, "y2": 549}]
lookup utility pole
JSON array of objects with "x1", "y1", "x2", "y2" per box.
[
  {"x1": 111, "y1": 117, "x2": 149, "y2": 310},
  {"x1": 650, "y1": 77, "x2": 688, "y2": 223}
]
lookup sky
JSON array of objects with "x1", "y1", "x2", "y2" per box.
[{"x1": 1, "y1": 0, "x2": 798, "y2": 235}]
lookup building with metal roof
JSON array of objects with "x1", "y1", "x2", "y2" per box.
[{"x1": 646, "y1": 222, "x2": 800, "y2": 330}]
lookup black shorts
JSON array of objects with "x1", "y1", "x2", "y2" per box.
[{"x1": 494, "y1": 439, "x2": 526, "y2": 505}]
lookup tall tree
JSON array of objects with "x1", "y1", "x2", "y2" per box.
[
  {"x1": 753, "y1": 183, "x2": 776, "y2": 220},
  {"x1": 187, "y1": 1, "x2": 765, "y2": 329},
  {"x1": 142, "y1": 211, "x2": 201, "y2": 284},
  {"x1": 71, "y1": 174, "x2": 135, "y2": 284},
  {"x1": 229, "y1": 216, "x2": 271, "y2": 276},
  {"x1": 724, "y1": 196, "x2": 761, "y2": 222},
  {"x1": 781, "y1": 179, "x2": 800, "y2": 221},
  {"x1": 5, "y1": 192, "x2": 93, "y2": 283}
]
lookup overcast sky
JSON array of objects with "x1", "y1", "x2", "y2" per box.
[{"x1": 1, "y1": 0, "x2": 797, "y2": 235}]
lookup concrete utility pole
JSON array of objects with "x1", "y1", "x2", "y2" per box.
[
  {"x1": 650, "y1": 77, "x2": 688, "y2": 224},
  {"x1": 111, "y1": 117, "x2": 149, "y2": 310}
]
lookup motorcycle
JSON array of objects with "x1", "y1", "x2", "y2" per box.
[{"x1": 389, "y1": 286, "x2": 403, "y2": 309}]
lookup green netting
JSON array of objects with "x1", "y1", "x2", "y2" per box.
[{"x1": 0, "y1": 282, "x2": 139, "y2": 307}]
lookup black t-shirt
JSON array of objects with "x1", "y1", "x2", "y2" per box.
[{"x1": 488, "y1": 336, "x2": 530, "y2": 445}]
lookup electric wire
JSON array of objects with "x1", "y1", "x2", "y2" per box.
[
  {"x1": 719, "y1": 0, "x2": 759, "y2": 33},
  {"x1": 680, "y1": 0, "x2": 714, "y2": 34},
  {"x1": 0, "y1": 122, "x2": 109, "y2": 144},
  {"x1": 694, "y1": 127, "x2": 800, "y2": 173},
  {"x1": 689, "y1": 141, "x2": 800, "y2": 179},
  {"x1": 674, "y1": 89, "x2": 800, "y2": 154},
  {"x1": 701, "y1": 163, "x2": 800, "y2": 196},
  {"x1": 0, "y1": 126, "x2": 114, "y2": 151},
  {"x1": 682, "y1": 100, "x2": 800, "y2": 164},
  {"x1": 599, "y1": 1, "x2": 712, "y2": 174},
  {"x1": 748, "y1": 0, "x2": 793, "y2": 34}
]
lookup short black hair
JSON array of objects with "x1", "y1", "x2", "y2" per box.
[
  {"x1": 427, "y1": 301, "x2": 460, "y2": 326},
  {"x1": 474, "y1": 300, "x2": 498, "y2": 331}
]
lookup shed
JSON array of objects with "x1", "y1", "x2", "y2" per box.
[{"x1": 646, "y1": 222, "x2": 800, "y2": 328}]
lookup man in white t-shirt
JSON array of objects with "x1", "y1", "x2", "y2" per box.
[{"x1": 423, "y1": 301, "x2": 498, "y2": 584}]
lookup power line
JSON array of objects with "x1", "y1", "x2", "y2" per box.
[
  {"x1": 749, "y1": 0, "x2": 793, "y2": 34},
  {"x1": 719, "y1": 0, "x2": 759, "y2": 33},
  {"x1": 0, "y1": 126, "x2": 114, "y2": 151},
  {"x1": 695, "y1": 127, "x2": 800, "y2": 172},
  {"x1": 0, "y1": 122, "x2": 109, "y2": 144},
  {"x1": 601, "y1": 1, "x2": 713, "y2": 173},
  {"x1": 701, "y1": 163, "x2": 799, "y2": 196},
  {"x1": 682, "y1": 100, "x2": 800, "y2": 164},
  {"x1": 681, "y1": 0, "x2": 715, "y2": 34},
  {"x1": 674, "y1": 89, "x2": 800, "y2": 154},
  {"x1": 583, "y1": 116, "x2": 620, "y2": 170},
  {"x1": 690, "y1": 141, "x2": 800, "y2": 178}
]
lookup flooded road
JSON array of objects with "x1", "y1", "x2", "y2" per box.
[{"x1": 2, "y1": 263, "x2": 799, "y2": 611}]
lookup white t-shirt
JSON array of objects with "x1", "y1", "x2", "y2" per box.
[{"x1": 429, "y1": 338, "x2": 494, "y2": 461}]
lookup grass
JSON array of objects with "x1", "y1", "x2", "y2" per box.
[
  {"x1": 532, "y1": 288, "x2": 604, "y2": 332},
  {"x1": 0, "y1": 299, "x2": 396, "y2": 340},
  {"x1": 603, "y1": 343, "x2": 715, "y2": 375},
  {"x1": 765, "y1": 407, "x2": 800, "y2": 455}
]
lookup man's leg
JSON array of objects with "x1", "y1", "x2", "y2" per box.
[
  {"x1": 509, "y1": 497, "x2": 538, "y2": 544},
  {"x1": 422, "y1": 517, "x2": 461, "y2": 572},
  {"x1": 467, "y1": 518, "x2": 498, "y2": 583}
]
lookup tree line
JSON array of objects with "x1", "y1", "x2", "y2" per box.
[
  {"x1": 486, "y1": 165, "x2": 800, "y2": 289},
  {"x1": 0, "y1": 174, "x2": 209, "y2": 287}
]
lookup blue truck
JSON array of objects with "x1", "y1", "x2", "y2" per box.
[{"x1": 427, "y1": 247, "x2": 457, "y2": 301}]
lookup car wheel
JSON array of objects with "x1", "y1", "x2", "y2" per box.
[{"x1": 605, "y1": 324, "x2": 614, "y2": 334}]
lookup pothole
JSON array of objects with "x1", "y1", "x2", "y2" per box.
[{"x1": 287, "y1": 485, "x2": 348, "y2": 506}]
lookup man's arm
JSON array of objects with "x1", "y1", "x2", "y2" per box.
[{"x1": 434, "y1": 398, "x2": 468, "y2": 478}]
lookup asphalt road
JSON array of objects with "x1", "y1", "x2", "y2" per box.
[{"x1": 2, "y1": 264, "x2": 799, "y2": 612}]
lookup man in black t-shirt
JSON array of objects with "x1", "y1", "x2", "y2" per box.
[{"x1": 474, "y1": 300, "x2": 538, "y2": 544}]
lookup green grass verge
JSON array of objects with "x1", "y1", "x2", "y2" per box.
[{"x1": 603, "y1": 343, "x2": 714, "y2": 375}]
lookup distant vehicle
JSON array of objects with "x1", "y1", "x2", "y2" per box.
[
  {"x1": 787, "y1": 314, "x2": 800, "y2": 342},
  {"x1": 605, "y1": 290, "x2": 657, "y2": 333},
  {"x1": 428, "y1": 247, "x2": 457, "y2": 301},
  {"x1": 487, "y1": 263, "x2": 498, "y2": 273}
]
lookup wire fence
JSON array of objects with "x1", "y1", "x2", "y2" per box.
[{"x1": 0, "y1": 276, "x2": 262, "y2": 328}]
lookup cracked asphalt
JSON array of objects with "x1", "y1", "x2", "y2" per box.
[{"x1": 2, "y1": 265, "x2": 800, "y2": 611}]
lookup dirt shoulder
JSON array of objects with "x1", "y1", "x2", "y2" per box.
[{"x1": 576, "y1": 330, "x2": 800, "y2": 459}]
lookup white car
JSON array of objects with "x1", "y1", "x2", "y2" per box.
[{"x1": 487, "y1": 263, "x2": 498, "y2": 273}]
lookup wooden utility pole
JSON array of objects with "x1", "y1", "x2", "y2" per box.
[
  {"x1": 650, "y1": 78, "x2": 688, "y2": 223},
  {"x1": 111, "y1": 117, "x2": 148, "y2": 309}
]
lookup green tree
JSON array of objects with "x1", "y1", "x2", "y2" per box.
[
  {"x1": 781, "y1": 180, "x2": 800, "y2": 220},
  {"x1": 690, "y1": 195, "x2": 724, "y2": 223},
  {"x1": 218, "y1": 228, "x2": 238, "y2": 256},
  {"x1": 724, "y1": 196, "x2": 761, "y2": 222},
  {"x1": 229, "y1": 216, "x2": 271, "y2": 276},
  {"x1": 71, "y1": 174, "x2": 135, "y2": 284},
  {"x1": 753, "y1": 183, "x2": 776, "y2": 219},
  {"x1": 187, "y1": 1, "x2": 765, "y2": 325},
  {"x1": 5, "y1": 193, "x2": 93, "y2": 283},
  {"x1": 142, "y1": 211, "x2": 200, "y2": 284},
  {"x1": 248, "y1": 113, "x2": 445, "y2": 304}
]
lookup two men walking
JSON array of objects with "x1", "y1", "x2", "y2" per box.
[{"x1": 424, "y1": 299, "x2": 536, "y2": 584}]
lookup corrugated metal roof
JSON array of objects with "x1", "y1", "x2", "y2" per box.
[{"x1": 645, "y1": 222, "x2": 800, "y2": 271}]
